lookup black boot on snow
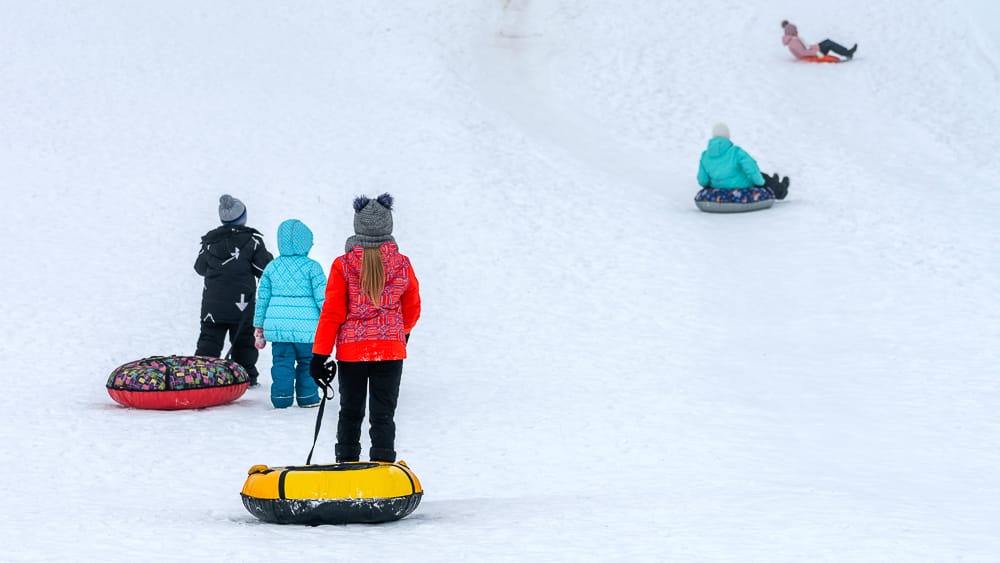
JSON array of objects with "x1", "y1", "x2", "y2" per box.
[
  {"x1": 773, "y1": 176, "x2": 790, "y2": 200},
  {"x1": 335, "y1": 443, "x2": 361, "y2": 464},
  {"x1": 847, "y1": 44, "x2": 857, "y2": 60},
  {"x1": 762, "y1": 172, "x2": 781, "y2": 197}
]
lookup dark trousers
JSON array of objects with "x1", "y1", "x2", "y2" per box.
[
  {"x1": 819, "y1": 39, "x2": 851, "y2": 57},
  {"x1": 195, "y1": 321, "x2": 259, "y2": 381},
  {"x1": 335, "y1": 360, "x2": 404, "y2": 463}
]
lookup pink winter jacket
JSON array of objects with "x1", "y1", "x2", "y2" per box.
[{"x1": 782, "y1": 23, "x2": 819, "y2": 58}]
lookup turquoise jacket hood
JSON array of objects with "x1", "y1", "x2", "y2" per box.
[
  {"x1": 697, "y1": 137, "x2": 765, "y2": 189},
  {"x1": 277, "y1": 219, "x2": 314, "y2": 257}
]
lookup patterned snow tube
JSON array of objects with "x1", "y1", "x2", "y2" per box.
[
  {"x1": 241, "y1": 461, "x2": 423, "y2": 525},
  {"x1": 695, "y1": 186, "x2": 775, "y2": 213},
  {"x1": 106, "y1": 355, "x2": 250, "y2": 410}
]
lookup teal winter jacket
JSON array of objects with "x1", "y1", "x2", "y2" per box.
[
  {"x1": 253, "y1": 219, "x2": 327, "y2": 344},
  {"x1": 697, "y1": 138, "x2": 765, "y2": 189}
]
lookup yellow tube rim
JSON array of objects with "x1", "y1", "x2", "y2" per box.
[{"x1": 241, "y1": 461, "x2": 422, "y2": 500}]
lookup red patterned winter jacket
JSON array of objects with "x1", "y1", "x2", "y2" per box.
[{"x1": 313, "y1": 242, "x2": 421, "y2": 361}]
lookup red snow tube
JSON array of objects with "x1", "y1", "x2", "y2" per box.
[{"x1": 106, "y1": 355, "x2": 250, "y2": 410}]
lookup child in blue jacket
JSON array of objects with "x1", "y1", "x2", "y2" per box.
[
  {"x1": 697, "y1": 122, "x2": 789, "y2": 199},
  {"x1": 253, "y1": 219, "x2": 327, "y2": 408}
]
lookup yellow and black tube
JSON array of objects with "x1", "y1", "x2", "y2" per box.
[{"x1": 241, "y1": 461, "x2": 423, "y2": 525}]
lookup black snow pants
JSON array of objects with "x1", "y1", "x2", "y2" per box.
[
  {"x1": 818, "y1": 39, "x2": 852, "y2": 58},
  {"x1": 195, "y1": 320, "x2": 259, "y2": 382},
  {"x1": 335, "y1": 360, "x2": 404, "y2": 463}
]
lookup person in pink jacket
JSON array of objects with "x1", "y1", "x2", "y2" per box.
[{"x1": 782, "y1": 20, "x2": 856, "y2": 60}]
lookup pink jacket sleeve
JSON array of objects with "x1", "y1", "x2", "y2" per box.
[{"x1": 782, "y1": 35, "x2": 819, "y2": 58}]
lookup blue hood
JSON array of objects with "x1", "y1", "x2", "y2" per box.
[
  {"x1": 705, "y1": 137, "x2": 733, "y2": 157},
  {"x1": 277, "y1": 219, "x2": 314, "y2": 257}
]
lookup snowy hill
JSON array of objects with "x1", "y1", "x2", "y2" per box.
[{"x1": 2, "y1": 1, "x2": 998, "y2": 561}]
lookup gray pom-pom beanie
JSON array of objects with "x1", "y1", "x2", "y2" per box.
[
  {"x1": 344, "y1": 193, "x2": 395, "y2": 252},
  {"x1": 218, "y1": 194, "x2": 247, "y2": 225}
]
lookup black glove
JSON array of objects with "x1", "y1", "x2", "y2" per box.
[{"x1": 310, "y1": 354, "x2": 336, "y2": 388}]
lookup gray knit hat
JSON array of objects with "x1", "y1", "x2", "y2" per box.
[
  {"x1": 344, "y1": 193, "x2": 395, "y2": 251},
  {"x1": 712, "y1": 122, "x2": 730, "y2": 139},
  {"x1": 218, "y1": 194, "x2": 247, "y2": 225}
]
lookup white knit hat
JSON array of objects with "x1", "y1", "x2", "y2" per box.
[{"x1": 712, "y1": 122, "x2": 730, "y2": 139}]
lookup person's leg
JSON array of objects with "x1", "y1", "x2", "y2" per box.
[
  {"x1": 269, "y1": 342, "x2": 295, "y2": 408},
  {"x1": 368, "y1": 360, "x2": 404, "y2": 462},
  {"x1": 195, "y1": 322, "x2": 227, "y2": 358},
  {"x1": 335, "y1": 361, "x2": 368, "y2": 462},
  {"x1": 293, "y1": 342, "x2": 320, "y2": 407},
  {"x1": 766, "y1": 172, "x2": 788, "y2": 200},
  {"x1": 228, "y1": 323, "x2": 260, "y2": 386},
  {"x1": 818, "y1": 39, "x2": 856, "y2": 59},
  {"x1": 761, "y1": 172, "x2": 778, "y2": 195}
]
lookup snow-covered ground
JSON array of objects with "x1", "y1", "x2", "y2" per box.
[{"x1": 2, "y1": 1, "x2": 998, "y2": 561}]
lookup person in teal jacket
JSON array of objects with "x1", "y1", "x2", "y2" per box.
[
  {"x1": 697, "y1": 123, "x2": 788, "y2": 199},
  {"x1": 253, "y1": 219, "x2": 327, "y2": 408}
]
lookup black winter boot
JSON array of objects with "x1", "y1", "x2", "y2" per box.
[
  {"x1": 370, "y1": 447, "x2": 396, "y2": 463},
  {"x1": 774, "y1": 176, "x2": 790, "y2": 200},
  {"x1": 761, "y1": 172, "x2": 780, "y2": 196},
  {"x1": 335, "y1": 443, "x2": 361, "y2": 463}
]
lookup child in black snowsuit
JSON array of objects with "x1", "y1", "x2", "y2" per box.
[{"x1": 194, "y1": 194, "x2": 273, "y2": 386}]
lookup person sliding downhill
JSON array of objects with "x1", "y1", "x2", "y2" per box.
[{"x1": 781, "y1": 20, "x2": 857, "y2": 60}]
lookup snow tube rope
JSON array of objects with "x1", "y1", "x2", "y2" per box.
[{"x1": 306, "y1": 381, "x2": 336, "y2": 465}]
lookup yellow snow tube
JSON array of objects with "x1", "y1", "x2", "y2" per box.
[{"x1": 241, "y1": 461, "x2": 423, "y2": 525}]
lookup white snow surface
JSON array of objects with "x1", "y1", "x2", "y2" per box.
[{"x1": 2, "y1": 1, "x2": 999, "y2": 561}]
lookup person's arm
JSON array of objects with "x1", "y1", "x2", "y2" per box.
[
  {"x1": 401, "y1": 264, "x2": 421, "y2": 335},
  {"x1": 784, "y1": 35, "x2": 819, "y2": 58},
  {"x1": 736, "y1": 147, "x2": 765, "y2": 186},
  {"x1": 194, "y1": 243, "x2": 209, "y2": 276},
  {"x1": 313, "y1": 259, "x2": 348, "y2": 356},
  {"x1": 311, "y1": 261, "x2": 327, "y2": 313},
  {"x1": 253, "y1": 267, "x2": 272, "y2": 328},
  {"x1": 250, "y1": 234, "x2": 273, "y2": 279},
  {"x1": 697, "y1": 157, "x2": 711, "y2": 188}
]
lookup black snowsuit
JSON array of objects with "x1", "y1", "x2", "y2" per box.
[{"x1": 194, "y1": 225, "x2": 273, "y2": 381}]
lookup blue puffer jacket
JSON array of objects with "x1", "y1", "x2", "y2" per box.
[
  {"x1": 253, "y1": 219, "x2": 327, "y2": 344},
  {"x1": 697, "y1": 138, "x2": 765, "y2": 189}
]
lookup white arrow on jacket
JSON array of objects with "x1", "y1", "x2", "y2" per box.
[{"x1": 236, "y1": 294, "x2": 248, "y2": 311}]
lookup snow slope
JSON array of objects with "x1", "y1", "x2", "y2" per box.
[{"x1": 1, "y1": 1, "x2": 998, "y2": 560}]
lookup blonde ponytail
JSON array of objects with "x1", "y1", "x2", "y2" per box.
[{"x1": 360, "y1": 247, "x2": 385, "y2": 306}]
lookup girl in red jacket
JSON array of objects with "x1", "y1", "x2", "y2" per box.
[{"x1": 310, "y1": 193, "x2": 421, "y2": 463}]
